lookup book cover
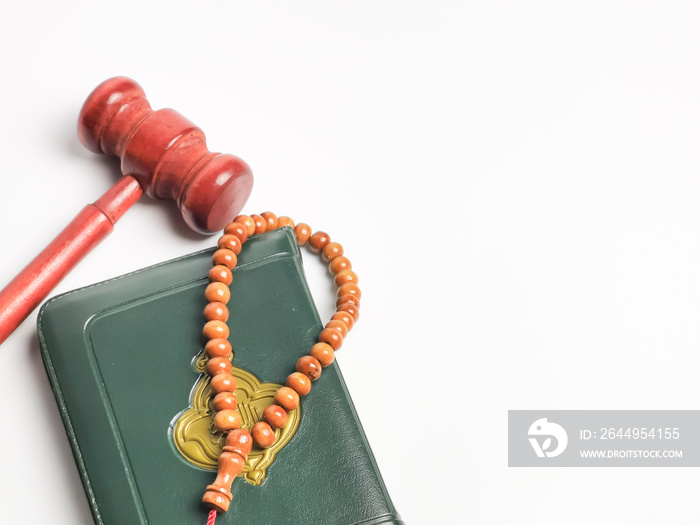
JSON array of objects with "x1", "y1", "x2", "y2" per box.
[{"x1": 37, "y1": 228, "x2": 403, "y2": 525}]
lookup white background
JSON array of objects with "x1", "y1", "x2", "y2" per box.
[{"x1": 1, "y1": 1, "x2": 699, "y2": 524}]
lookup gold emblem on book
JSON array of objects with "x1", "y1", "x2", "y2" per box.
[{"x1": 171, "y1": 353, "x2": 300, "y2": 485}]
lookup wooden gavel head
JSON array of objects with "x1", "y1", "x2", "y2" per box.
[{"x1": 78, "y1": 77, "x2": 253, "y2": 234}]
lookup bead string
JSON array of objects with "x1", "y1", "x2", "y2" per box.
[{"x1": 200, "y1": 212, "x2": 361, "y2": 520}]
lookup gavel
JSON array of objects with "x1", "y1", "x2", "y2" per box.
[{"x1": 0, "y1": 77, "x2": 253, "y2": 345}]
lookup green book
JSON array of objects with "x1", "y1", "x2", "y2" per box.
[{"x1": 37, "y1": 228, "x2": 403, "y2": 525}]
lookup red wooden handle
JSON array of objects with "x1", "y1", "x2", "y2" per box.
[{"x1": 0, "y1": 176, "x2": 142, "y2": 345}]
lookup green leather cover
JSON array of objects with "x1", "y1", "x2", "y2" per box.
[{"x1": 37, "y1": 228, "x2": 403, "y2": 525}]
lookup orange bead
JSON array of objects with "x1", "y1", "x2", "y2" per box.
[
  {"x1": 214, "y1": 409, "x2": 242, "y2": 431},
  {"x1": 337, "y1": 302, "x2": 360, "y2": 322},
  {"x1": 252, "y1": 421, "x2": 276, "y2": 448},
  {"x1": 286, "y1": 372, "x2": 312, "y2": 396},
  {"x1": 334, "y1": 269, "x2": 358, "y2": 287},
  {"x1": 263, "y1": 404, "x2": 288, "y2": 429},
  {"x1": 213, "y1": 392, "x2": 238, "y2": 411},
  {"x1": 308, "y1": 231, "x2": 330, "y2": 253},
  {"x1": 321, "y1": 242, "x2": 343, "y2": 262},
  {"x1": 207, "y1": 357, "x2": 232, "y2": 376},
  {"x1": 209, "y1": 265, "x2": 233, "y2": 286},
  {"x1": 234, "y1": 214, "x2": 256, "y2": 236},
  {"x1": 274, "y1": 386, "x2": 300, "y2": 411},
  {"x1": 337, "y1": 283, "x2": 361, "y2": 300},
  {"x1": 205, "y1": 282, "x2": 231, "y2": 304},
  {"x1": 211, "y1": 374, "x2": 237, "y2": 393},
  {"x1": 331, "y1": 311, "x2": 354, "y2": 331},
  {"x1": 203, "y1": 320, "x2": 229, "y2": 339},
  {"x1": 227, "y1": 428, "x2": 253, "y2": 453},
  {"x1": 310, "y1": 342, "x2": 335, "y2": 367},
  {"x1": 205, "y1": 338, "x2": 232, "y2": 358},
  {"x1": 296, "y1": 355, "x2": 323, "y2": 380},
  {"x1": 218, "y1": 234, "x2": 242, "y2": 255},
  {"x1": 336, "y1": 294, "x2": 360, "y2": 308},
  {"x1": 277, "y1": 216, "x2": 295, "y2": 229},
  {"x1": 325, "y1": 320, "x2": 348, "y2": 338},
  {"x1": 294, "y1": 223, "x2": 312, "y2": 246},
  {"x1": 261, "y1": 211, "x2": 279, "y2": 231},
  {"x1": 318, "y1": 328, "x2": 343, "y2": 351},
  {"x1": 251, "y1": 214, "x2": 267, "y2": 234},
  {"x1": 329, "y1": 256, "x2": 351, "y2": 274},
  {"x1": 212, "y1": 248, "x2": 237, "y2": 269},
  {"x1": 224, "y1": 222, "x2": 249, "y2": 243},
  {"x1": 204, "y1": 302, "x2": 229, "y2": 322}
]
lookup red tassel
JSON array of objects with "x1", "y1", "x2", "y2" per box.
[{"x1": 206, "y1": 509, "x2": 217, "y2": 525}]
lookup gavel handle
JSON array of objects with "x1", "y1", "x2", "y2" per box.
[{"x1": 0, "y1": 176, "x2": 143, "y2": 345}]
